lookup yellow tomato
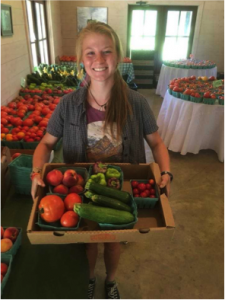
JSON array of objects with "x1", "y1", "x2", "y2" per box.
[
  {"x1": 1, "y1": 133, "x2": 6, "y2": 140},
  {"x1": 17, "y1": 131, "x2": 25, "y2": 139},
  {"x1": 6, "y1": 134, "x2": 13, "y2": 141},
  {"x1": 202, "y1": 76, "x2": 208, "y2": 81}
]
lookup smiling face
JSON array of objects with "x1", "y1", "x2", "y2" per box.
[{"x1": 82, "y1": 33, "x2": 119, "y2": 84}]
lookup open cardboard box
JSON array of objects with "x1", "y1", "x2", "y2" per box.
[{"x1": 27, "y1": 163, "x2": 175, "y2": 244}]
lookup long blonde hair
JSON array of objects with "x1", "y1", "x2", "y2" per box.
[{"x1": 76, "y1": 21, "x2": 132, "y2": 141}]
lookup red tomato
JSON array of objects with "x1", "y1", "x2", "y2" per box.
[
  {"x1": 148, "y1": 179, "x2": 155, "y2": 185},
  {"x1": 203, "y1": 92, "x2": 211, "y2": 98},
  {"x1": 173, "y1": 87, "x2": 180, "y2": 92},
  {"x1": 140, "y1": 192, "x2": 147, "y2": 198},
  {"x1": 0, "y1": 263, "x2": 8, "y2": 276},
  {"x1": 145, "y1": 190, "x2": 150, "y2": 197},
  {"x1": 131, "y1": 181, "x2": 139, "y2": 188},
  {"x1": 150, "y1": 195, "x2": 156, "y2": 198},
  {"x1": 64, "y1": 193, "x2": 82, "y2": 211},
  {"x1": 150, "y1": 188, "x2": 155, "y2": 195},
  {"x1": 39, "y1": 195, "x2": 65, "y2": 223},
  {"x1": 145, "y1": 184, "x2": 151, "y2": 190},
  {"x1": 60, "y1": 211, "x2": 79, "y2": 227},
  {"x1": 138, "y1": 183, "x2": 146, "y2": 192},
  {"x1": 133, "y1": 194, "x2": 139, "y2": 198},
  {"x1": 210, "y1": 94, "x2": 216, "y2": 99},
  {"x1": 132, "y1": 188, "x2": 139, "y2": 194},
  {"x1": 195, "y1": 93, "x2": 201, "y2": 98}
]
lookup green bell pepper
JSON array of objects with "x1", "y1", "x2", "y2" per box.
[
  {"x1": 89, "y1": 173, "x2": 107, "y2": 186},
  {"x1": 105, "y1": 168, "x2": 121, "y2": 180}
]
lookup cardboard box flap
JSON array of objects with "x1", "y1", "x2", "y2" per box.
[
  {"x1": 148, "y1": 163, "x2": 161, "y2": 185},
  {"x1": 160, "y1": 194, "x2": 175, "y2": 228},
  {"x1": 27, "y1": 196, "x2": 39, "y2": 232}
]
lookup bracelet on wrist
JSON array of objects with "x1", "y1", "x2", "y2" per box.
[
  {"x1": 161, "y1": 171, "x2": 173, "y2": 182},
  {"x1": 30, "y1": 172, "x2": 41, "y2": 181}
]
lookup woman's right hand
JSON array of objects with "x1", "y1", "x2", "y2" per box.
[{"x1": 31, "y1": 174, "x2": 45, "y2": 201}]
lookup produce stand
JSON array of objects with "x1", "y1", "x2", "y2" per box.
[{"x1": 27, "y1": 163, "x2": 175, "y2": 244}]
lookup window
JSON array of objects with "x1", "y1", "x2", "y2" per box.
[
  {"x1": 127, "y1": 5, "x2": 197, "y2": 73},
  {"x1": 130, "y1": 10, "x2": 157, "y2": 50},
  {"x1": 162, "y1": 11, "x2": 193, "y2": 60},
  {"x1": 26, "y1": 0, "x2": 50, "y2": 67}
]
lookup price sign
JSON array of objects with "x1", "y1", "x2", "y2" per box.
[{"x1": 213, "y1": 80, "x2": 223, "y2": 88}]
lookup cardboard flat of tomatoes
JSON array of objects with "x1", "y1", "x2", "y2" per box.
[
  {"x1": 1, "y1": 255, "x2": 13, "y2": 295},
  {"x1": 130, "y1": 180, "x2": 159, "y2": 209},
  {"x1": 1, "y1": 227, "x2": 22, "y2": 258},
  {"x1": 48, "y1": 167, "x2": 89, "y2": 197},
  {"x1": 36, "y1": 196, "x2": 83, "y2": 231}
]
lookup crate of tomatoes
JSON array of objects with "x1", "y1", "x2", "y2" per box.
[{"x1": 130, "y1": 179, "x2": 159, "y2": 208}]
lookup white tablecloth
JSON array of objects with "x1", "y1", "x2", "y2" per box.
[
  {"x1": 156, "y1": 64, "x2": 218, "y2": 97},
  {"x1": 157, "y1": 91, "x2": 224, "y2": 162}
]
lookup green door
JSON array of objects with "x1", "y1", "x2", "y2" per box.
[{"x1": 127, "y1": 5, "x2": 197, "y2": 88}]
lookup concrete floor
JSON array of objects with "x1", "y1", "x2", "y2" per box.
[{"x1": 93, "y1": 89, "x2": 224, "y2": 299}]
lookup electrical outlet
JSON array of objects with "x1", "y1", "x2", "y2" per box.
[{"x1": 21, "y1": 77, "x2": 26, "y2": 88}]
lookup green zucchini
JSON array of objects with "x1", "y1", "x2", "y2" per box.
[
  {"x1": 74, "y1": 203, "x2": 134, "y2": 224},
  {"x1": 85, "y1": 190, "x2": 96, "y2": 199},
  {"x1": 85, "y1": 182, "x2": 130, "y2": 204},
  {"x1": 92, "y1": 195, "x2": 132, "y2": 213}
]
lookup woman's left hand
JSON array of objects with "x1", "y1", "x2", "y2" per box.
[{"x1": 159, "y1": 174, "x2": 171, "y2": 197}]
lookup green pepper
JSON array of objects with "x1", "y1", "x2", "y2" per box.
[
  {"x1": 89, "y1": 173, "x2": 107, "y2": 186},
  {"x1": 105, "y1": 168, "x2": 121, "y2": 180}
]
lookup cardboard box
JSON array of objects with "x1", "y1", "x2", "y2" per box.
[{"x1": 27, "y1": 163, "x2": 175, "y2": 244}]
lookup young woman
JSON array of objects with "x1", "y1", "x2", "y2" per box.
[{"x1": 31, "y1": 21, "x2": 172, "y2": 299}]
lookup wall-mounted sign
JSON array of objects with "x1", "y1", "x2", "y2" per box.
[{"x1": 1, "y1": 4, "x2": 13, "y2": 37}]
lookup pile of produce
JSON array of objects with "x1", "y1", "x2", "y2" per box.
[
  {"x1": 164, "y1": 59, "x2": 216, "y2": 69},
  {"x1": 26, "y1": 64, "x2": 83, "y2": 87},
  {"x1": 78, "y1": 182, "x2": 135, "y2": 225},
  {"x1": 59, "y1": 55, "x2": 77, "y2": 62},
  {"x1": 1, "y1": 227, "x2": 20, "y2": 253},
  {"x1": 46, "y1": 168, "x2": 85, "y2": 195},
  {"x1": 1, "y1": 94, "x2": 60, "y2": 143},
  {"x1": 20, "y1": 82, "x2": 76, "y2": 96},
  {"x1": 38, "y1": 193, "x2": 82, "y2": 228},
  {"x1": 88, "y1": 162, "x2": 122, "y2": 190},
  {"x1": 168, "y1": 76, "x2": 224, "y2": 104}
]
